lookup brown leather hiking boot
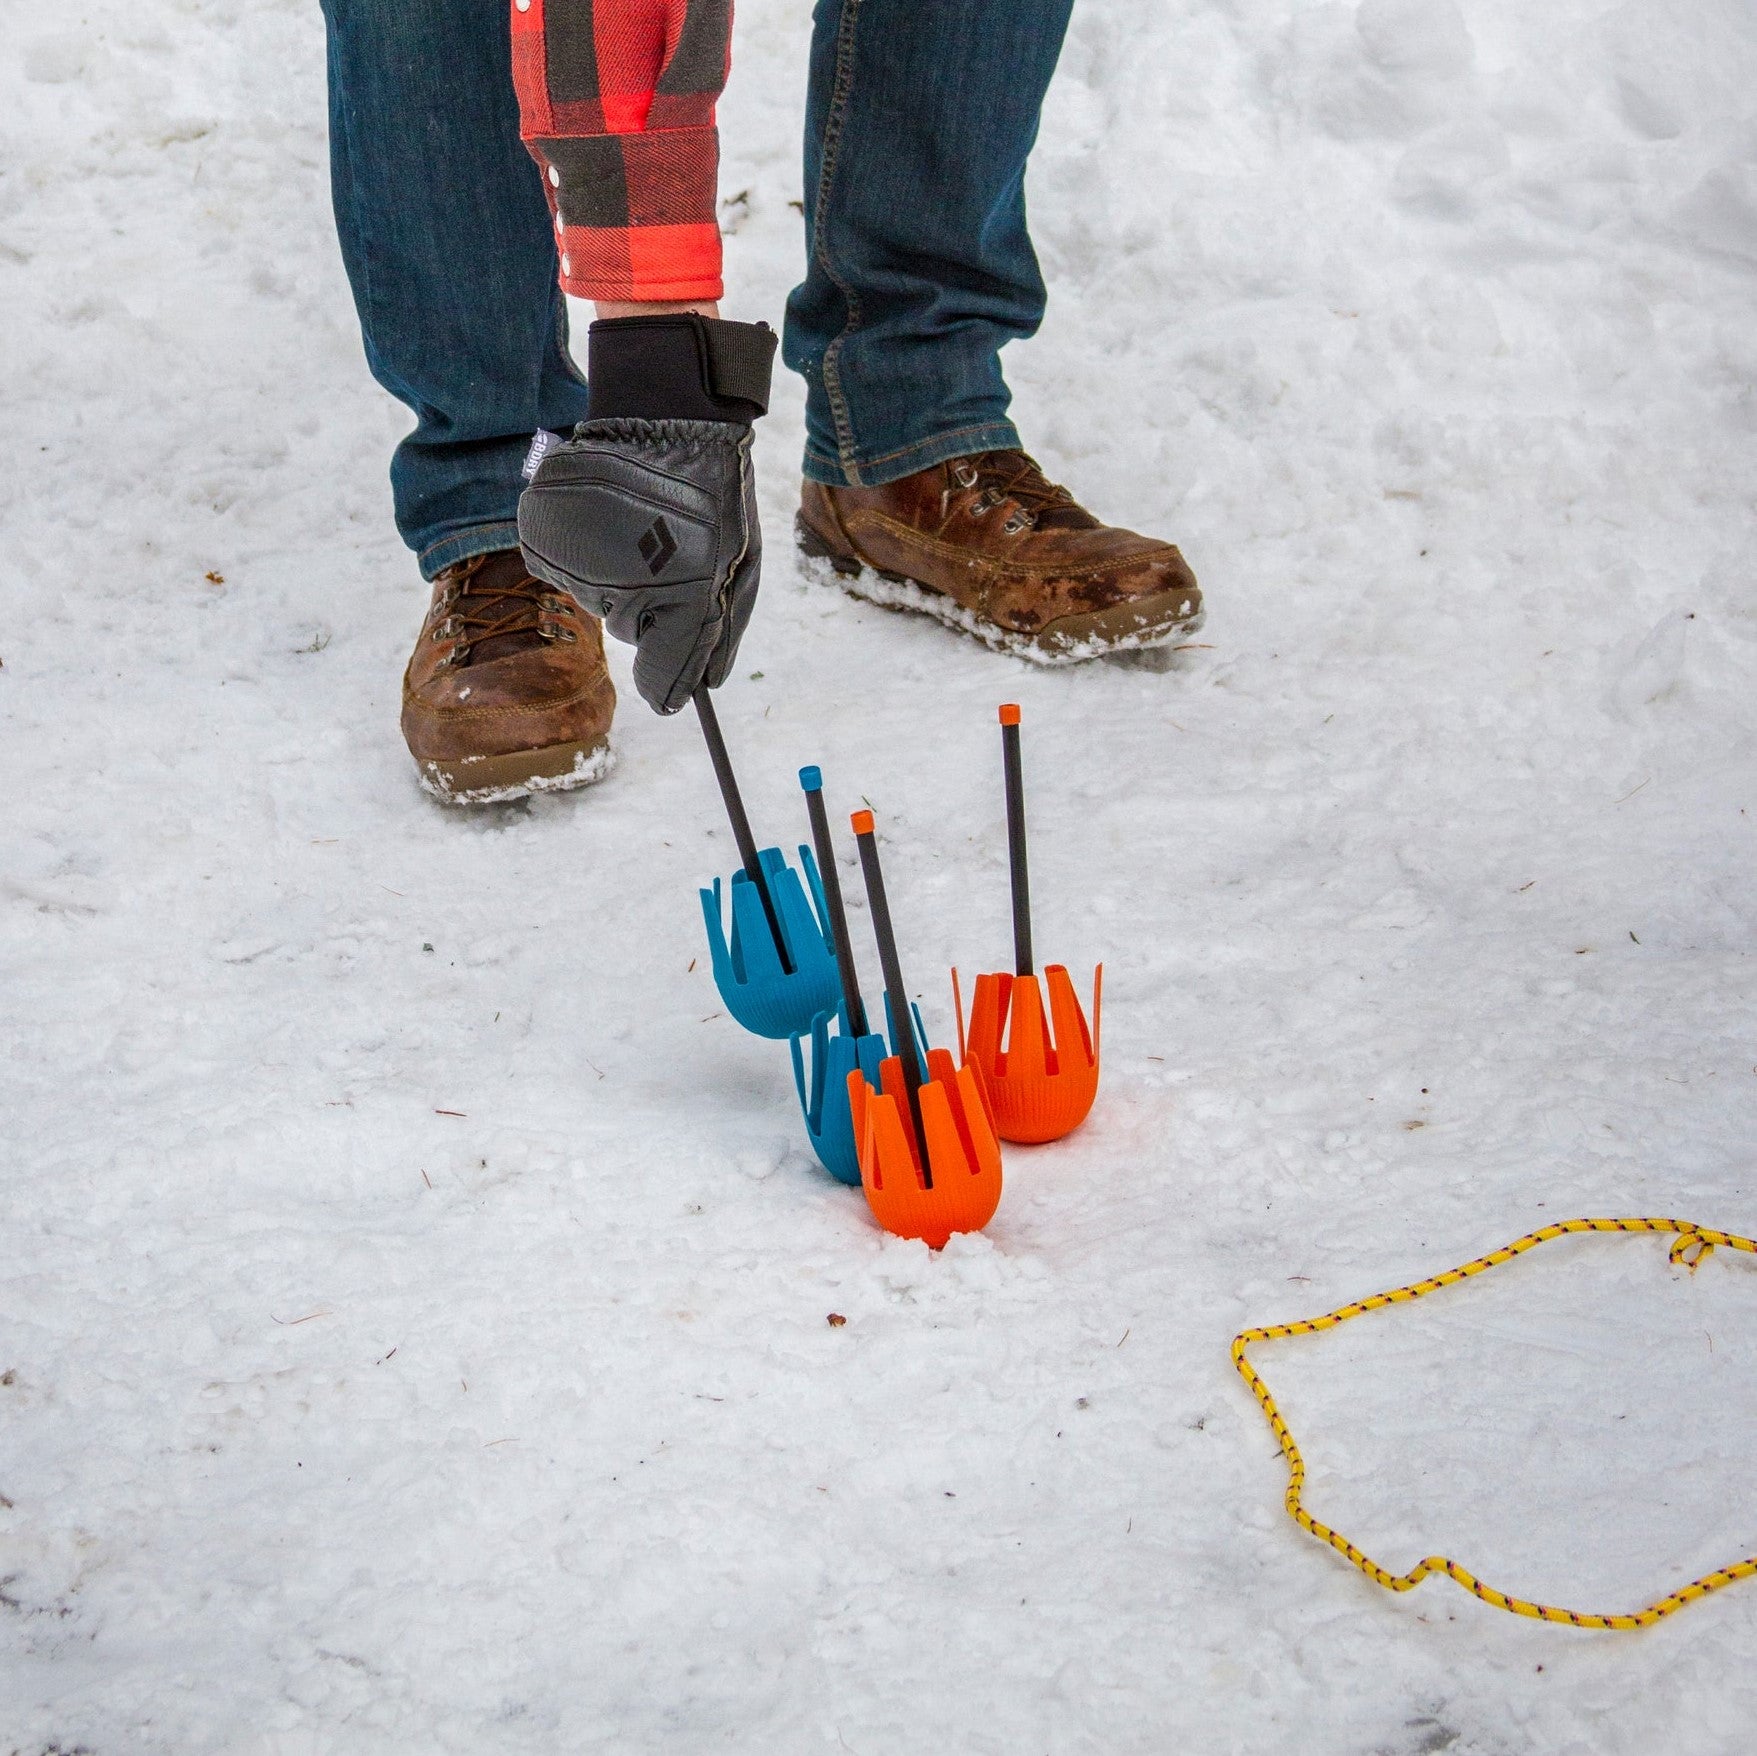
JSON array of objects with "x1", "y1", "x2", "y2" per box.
[
  {"x1": 401, "y1": 549, "x2": 615, "y2": 804},
  {"x1": 796, "y1": 451, "x2": 1202, "y2": 661}
]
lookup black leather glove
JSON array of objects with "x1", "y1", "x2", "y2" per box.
[{"x1": 517, "y1": 315, "x2": 776, "y2": 716}]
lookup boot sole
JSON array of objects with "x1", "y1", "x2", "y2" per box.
[
  {"x1": 794, "y1": 514, "x2": 1205, "y2": 665},
  {"x1": 415, "y1": 735, "x2": 616, "y2": 806}
]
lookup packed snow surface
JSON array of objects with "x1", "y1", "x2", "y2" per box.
[{"x1": 4, "y1": 0, "x2": 1757, "y2": 1750}]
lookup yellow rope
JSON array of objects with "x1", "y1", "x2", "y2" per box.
[{"x1": 1232, "y1": 1217, "x2": 1757, "y2": 1629}]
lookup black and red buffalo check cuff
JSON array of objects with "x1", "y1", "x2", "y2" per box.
[{"x1": 511, "y1": 0, "x2": 731, "y2": 302}]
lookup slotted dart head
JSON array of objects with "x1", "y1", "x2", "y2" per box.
[
  {"x1": 692, "y1": 693, "x2": 841, "y2": 1039},
  {"x1": 955, "y1": 964, "x2": 1102, "y2": 1143},
  {"x1": 844, "y1": 807, "x2": 1004, "y2": 1246},
  {"x1": 793, "y1": 1007, "x2": 886, "y2": 1185},
  {"x1": 957, "y1": 702, "x2": 1103, "y2": 1142},
  {"x1": 795, "y1": 994, "x2": 930, "y2": 1186},
  {"x1": 849, "y1": 1046, "x2": 1003, "y2": 1248},
  {"x1": 700, "y1": 846, "x2": 841, "y2": 1039}
]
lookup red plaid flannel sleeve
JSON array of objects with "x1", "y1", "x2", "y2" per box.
[{"x1": 511, "y1": 0, "x2": 730, "y2": 303}]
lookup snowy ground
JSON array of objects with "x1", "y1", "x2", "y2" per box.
[{"x1": 5, "y1": 0, "x2": 1757, "y2": 1750}]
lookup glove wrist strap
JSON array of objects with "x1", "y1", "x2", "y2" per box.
[{"x1": 585, "y1": 315, "x2": 777, "y2": 426}]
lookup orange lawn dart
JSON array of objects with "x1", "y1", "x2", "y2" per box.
[
  {"x1": 846, "y1": 810, "x2": 1002, "y2": 1249},
  {"x1": 955, "y1": 704, "x2": 1101, "y2": 1143}
]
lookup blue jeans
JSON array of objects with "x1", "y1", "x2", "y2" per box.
[
  {"x1": 321, "y1": 0, "x2": 1073, "y2": 575},
  {"x1": 786, "y1": 0, "x2": 1075, "y2": 487}
]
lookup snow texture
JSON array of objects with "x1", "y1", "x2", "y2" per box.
[{"x1": 4, "y1": 0, "x2": 1757, "y2": 1751}]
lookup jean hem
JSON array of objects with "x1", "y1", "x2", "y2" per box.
[
  {"x1": 416, "y1": 520, "x2": 525, "y2": 582},
  {"x1": 801, "y1": 420, "x2": 1023, "y2": 489}
]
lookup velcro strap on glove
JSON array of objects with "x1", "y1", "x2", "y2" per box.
[{"x1": 585, "y1": 315, "x2": 777, "y2": 426}]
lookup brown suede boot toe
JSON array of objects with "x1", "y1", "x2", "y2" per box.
[
  {"x1": 401, "y1": 549, "x2": 616, "y2": 804},
  {"x1": 796, "y1": 450, "x2": 1202, "y2": 662}
]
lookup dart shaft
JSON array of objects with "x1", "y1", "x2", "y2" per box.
[
  {"x1": 695, "y1": 688, "x2": 790, "y2": 973},
  {"x1": 802, "y1": 775, "x2": 868, "y2": 1038},
  {"x1": 1001, "y1": 710, "x2": 1033, "y2": 977},
  {"x1": 852, "y1": 812, "x2": 929, "y2": 1181}
]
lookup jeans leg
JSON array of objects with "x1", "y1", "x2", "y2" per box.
[
  {"x1": 321, "y1": 0, "x2": 593, "y2": 578},
  {"x1": 783, "y1": 0, "x2": 1075, "y2": 488}
]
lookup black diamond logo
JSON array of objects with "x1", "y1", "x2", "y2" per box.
[{"x1": 638, "y1": 515, "x2": 678, "y2": 576}]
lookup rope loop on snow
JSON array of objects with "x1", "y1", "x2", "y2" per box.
[{"x1": 1232, "y1": 1216, "x2": 1757, "y2": 1630}]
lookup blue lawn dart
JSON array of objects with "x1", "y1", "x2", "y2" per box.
[
  {"x1": 690, "y1": 692, "x2": 918, "y2": 1182},
  {"x1": 695, "y1": 689, "x2": 841, "y2": 1039}
]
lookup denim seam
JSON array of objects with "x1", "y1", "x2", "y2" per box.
[
  {"x1": 551, "y1": 284, "x2": 589, "y2": 396},
  {"x1": 331, "y1": 84, "x2": 384, "y2": 398},
  {"x1": 418, "y1": 520, "x2": 524, "y2": 581},
  {"x1": 810, "y1": 0, "x2": 866, "y2": 485},
  {"x1": 802, "y1": 420, "x2": 1024, "y2": 487},
  {"x1": 806, "y1": 419, "x2": 1023, "y2": 474}
]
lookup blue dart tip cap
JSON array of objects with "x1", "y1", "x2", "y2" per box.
[{"x1": 798, "y1": 765, "x2": 823, "y2": 793}]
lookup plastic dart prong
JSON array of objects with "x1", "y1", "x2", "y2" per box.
[
  {"x1": 956, "y1": 703, "x2": 1101, "y2": 1143},
  {"x1": 694, "y1": 689, "x2": 841, "y2": 1039}
]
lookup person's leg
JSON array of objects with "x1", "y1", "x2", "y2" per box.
[
  {"x1": 321, "y1": 0, "x2": 592, "y2": 579},
  {"x1": 783, "y1": 0, "x2": 1075, "y2": 488},
  {"x1": 786, "y1": 0, "x2": 1203, "y2": 661}
]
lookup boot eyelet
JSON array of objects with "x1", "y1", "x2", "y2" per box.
[
  {"x1": 1002, "y1": 512, "x2": 1030, "y2": 535},
  {"x1": 953, "y1": 461, "x2": 980, "y2": 489}
]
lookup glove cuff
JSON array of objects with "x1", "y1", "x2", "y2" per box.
[{"x1": 584, "y1": 315, "x2": 777, "y2": 426}]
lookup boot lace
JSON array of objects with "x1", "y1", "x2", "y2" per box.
[
  {"x1": 951, "y1": 451, "x2": 1093, "y2": 532},
  {"x1": 432, "y1": 557, "x2": 574, "y2": 665}
]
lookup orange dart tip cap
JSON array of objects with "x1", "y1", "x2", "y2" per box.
[
  {"x1": 850, "y1": 809, "x2": 875, "y2": 835},
  {"x1": 998, "y1": 703, "x2": 1022, "y2": 726}
]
